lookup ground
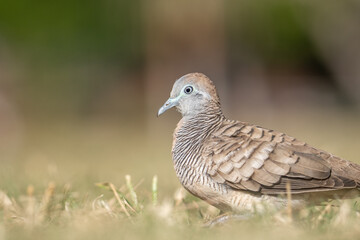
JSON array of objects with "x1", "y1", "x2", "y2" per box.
[{"x1": 0, "y1": 108, "x2": 359, "y2": 240}]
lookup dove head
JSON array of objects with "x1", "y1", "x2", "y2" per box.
[{"x1": 158, "y1": 73, "x2": 221, "y2": 117}]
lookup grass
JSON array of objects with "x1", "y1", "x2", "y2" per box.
[
  {"x1": 0, "y1": 108, "x2": 360, "y2": 239},
  {"x1": 0, "y1": 175, "x2": 359, "y2": 240}
]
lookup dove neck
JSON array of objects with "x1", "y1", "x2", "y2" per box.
[
  {"x1": 173, "y1": 108, "x2": 224, "y2": 169},
  {"x1": 181, "y1": 102, "x2": 224, "y2": 132},
  {"x1": 182, "y1": 100, "x2": 223, "y2": 120},
  {"x1": 182, "y1": 112, "x2": 224, "y2": 132}
]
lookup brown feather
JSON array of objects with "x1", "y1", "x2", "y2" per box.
[{"x1": 205, "y1": 121, "x2": 360, "y2": 194}]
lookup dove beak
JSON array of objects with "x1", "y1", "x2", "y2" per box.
[{"x1": 157, "y1": 97, "x2": 179, "y2": 117}]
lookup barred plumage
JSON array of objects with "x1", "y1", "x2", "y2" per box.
[{"x1": 158, "y1": 73, "x2": 360, "y2": 212}]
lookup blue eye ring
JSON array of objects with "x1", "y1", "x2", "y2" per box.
[{"x1": 184, "y1": 86, "x2": 193, "y2": 94}]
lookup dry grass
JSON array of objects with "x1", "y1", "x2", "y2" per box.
[{"x1": 0, "y1": 175, "x2": 359, "y2": 240}]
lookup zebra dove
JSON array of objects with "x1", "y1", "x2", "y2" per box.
[{"x1": 158, "y1": 73, "x2": 360, "y2": 212}]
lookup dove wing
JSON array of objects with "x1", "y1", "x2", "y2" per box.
[{"x1": 204, "y1": 121, "x2": 360, "y2": 194}]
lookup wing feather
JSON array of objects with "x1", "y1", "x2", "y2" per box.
[{"x1": 205, "y1": 121, "x2": 360, "y2": 194}]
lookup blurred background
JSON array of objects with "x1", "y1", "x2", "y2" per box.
[{"x1": 0, "y1": 0, "x2": 359, "y2": 194}]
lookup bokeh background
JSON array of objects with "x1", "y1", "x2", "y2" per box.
[{"x1": 0, "y1": 0, "x2": 360, "y2": 194}]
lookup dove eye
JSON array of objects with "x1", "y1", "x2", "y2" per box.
[{"x1": 184, "y1": 86, "x2": 193, "y2": 94}]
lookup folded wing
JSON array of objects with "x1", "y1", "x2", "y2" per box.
[{"x1": 205, "y1": 122, "x2": 360, "y2": 194}]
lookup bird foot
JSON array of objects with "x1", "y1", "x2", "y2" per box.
[{"x1": 203, "y1": 213, "x2": 252, "y2": 228}]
